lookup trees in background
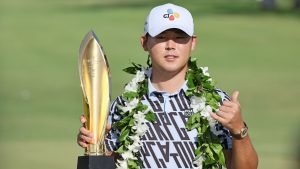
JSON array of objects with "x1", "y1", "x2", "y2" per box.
[
  {"x1": 294, "y1": 0, "x2": 300, "y2": 9},
  {"x1": 260, "y1": 0, "x2": 300, "y2": 10},
  {"x1": 261, "y1": 0, "x2": 277, "y2": 10}
]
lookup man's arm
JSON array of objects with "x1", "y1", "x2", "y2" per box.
[
  {"x1": 230, "y1": 135, "x2": 258, "y2": 169},
  {"x1": 211, "y1": 91, "x2": 258, "y2": 169},
  {"x1": 223, "y1": 136, "x2": 258, "y2": 169}
]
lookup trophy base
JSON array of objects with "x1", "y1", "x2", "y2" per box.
[{"x1": 77, "y1": 155, "x2": 115, "y2": 169}]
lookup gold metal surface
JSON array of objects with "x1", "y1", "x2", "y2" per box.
[{"x1": 79, "y1": 31, "x2": 110, "y2": 155}]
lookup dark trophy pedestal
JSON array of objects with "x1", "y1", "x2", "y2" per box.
[{"x1": 77, "y1": 156, "x2": 115, "y2": 169}]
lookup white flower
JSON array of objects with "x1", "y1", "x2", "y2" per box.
[
  {"x1": 120, "y1": 98, "x2": 139, "y2": 112},
  {"x1": 116, "y1": 160, "x2": 128, "y2": 169},
  {"x1": 191, "y1": 96, "x2": 206, "y2": 104},
  {"x1": 133, "y1": 111, "x2": 146, "y2": 123},
  {"x1": 200, "y1": 67, "x2": 213, "y2": 81},
  {"x1": 129, "y1": 135, "x2": 140, "y2": 142},
  {"x1": 190, "y1": 96, "x2": 206, "y2": 113},
  {"x1": 122, "y1": 150, "x2": 137, "y2": 160},
  {"x1": 128, "y1": 135, "x2": 142, "y2": 152},
  {"x1": 133, "y1": 111, "x2": 149, "y2": 136},
  {"x1": 131, "y1": 70, "x2": 145, "y2": 85},
  {"x1": 125, "y1": 81, "x2": 138, "y2": 92},
  {"x1": 134, "y1": 70, "x2": 145, "y2": 83},
  {"x1": 199, "y1": 105, "x2": 222, "y2": 136},
  {"x1": 206, "y1": 115, "x2": 222, "y2": 136},
  {"x1": 208, "y1": 117, "x2": 223, "y2": 136},
  {"x1": 193, "y1": 156, "x2": 204, "y2": 169},
  {"x1": 133, "y1": 123, "x2": 148, "y2": 136},
  {"x1": 127, "y1": 142, "x2": 141, "y2": 153},
  {"x1": 124, "y1": 70, "x2": 145, "y2": 92},
  {"x1": 201, "y1": 105, "x2": 212, "y2": 118},
  {"x1": 129, "y1": 135, "x2": 142, "y2": 149},
  {"x1": 201, "y1": 67, "x2": 210, "y2": 77}
]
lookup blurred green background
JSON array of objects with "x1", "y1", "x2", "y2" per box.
[{"x1": 1, "y1": 0, "x2": 299, "y2": 168}]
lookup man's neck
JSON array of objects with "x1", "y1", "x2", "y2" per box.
[{"x1": 150, "y1": 67, "x2": 187, "y2": 94}]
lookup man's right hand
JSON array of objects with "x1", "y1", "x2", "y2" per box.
[
  {"x1": 77, "y1": 115, "x2": 93, "y2": 148},
  {"x1": 77, "y1": 115, "x2": 112, "y2": 148}
]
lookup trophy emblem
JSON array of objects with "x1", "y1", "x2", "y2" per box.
[{"x1": 77, "y1": 31, "x2": 115, "y2": 169}]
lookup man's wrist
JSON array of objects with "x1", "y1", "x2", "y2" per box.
[{"x1": 230, "y1": 122, "x2": 248, "y2": 139}]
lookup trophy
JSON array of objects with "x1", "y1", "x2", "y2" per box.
[{"x1": 77, "y1": 31, "x2": 115, "y2": 169}]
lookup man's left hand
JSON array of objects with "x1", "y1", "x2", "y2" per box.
[{"x1": 210, "y1": 91, "x2": 245, "y2": 134}]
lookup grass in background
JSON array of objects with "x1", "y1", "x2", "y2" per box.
[{"x1": 1, "y1": 0, "x2": 299, "y2": 169}]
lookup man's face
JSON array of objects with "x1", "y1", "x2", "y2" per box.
[{"x1": 141, "y1": 29, "x2": 197, "y2": 74}]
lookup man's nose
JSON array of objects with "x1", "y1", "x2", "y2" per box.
[{"x1": 165, "y1": 39, "x2": 176, "y2": 50}]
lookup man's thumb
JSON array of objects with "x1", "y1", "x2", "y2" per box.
[{"x1": 232, "y1": 91, "x2": 239, "y2": 102}]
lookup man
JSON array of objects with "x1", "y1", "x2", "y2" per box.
[{"x1": 77, "y1": 3, "x2": 258, "y2": 169}]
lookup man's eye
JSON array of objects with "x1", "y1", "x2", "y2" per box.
[{"x1": 176, "y1": 36, "x2": 188, "y2": 39}]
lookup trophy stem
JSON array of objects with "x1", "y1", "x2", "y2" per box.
[{"x1": 85, "y1": 141, "x2": 106, "y2": 156}]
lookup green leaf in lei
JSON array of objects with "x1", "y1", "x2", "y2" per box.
[
  {"x1": 123, "y1": 66, "x2": 138, "y2": 75},
  {"x1": 123, "y1": 91, "x2": 138, "y2": 100},
  {"x1": 145, "y1": 111, "x2": 156, "y2": 122},
  {"x1": 119, "y1": 127, "x2": 130, "y2": 142}
]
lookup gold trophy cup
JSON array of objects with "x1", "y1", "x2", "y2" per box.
[{"x1": 77, "y1": 31, "x2": 115, "y2": 169}]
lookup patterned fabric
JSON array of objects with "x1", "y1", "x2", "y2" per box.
[{"x1": 105, "y1": 79, "x2": 232, "y2": 169}]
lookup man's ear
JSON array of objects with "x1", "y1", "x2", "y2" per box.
[{"x1": 140, "y1": 35, "x2": 148, "y2": 51}]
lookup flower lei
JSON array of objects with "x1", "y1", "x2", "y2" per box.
[{"x1": 112, "y1": 57, "x2": 225, "y2": 169}]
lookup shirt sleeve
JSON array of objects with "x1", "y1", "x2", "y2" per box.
[
  {"x1": 213, "y1": 89, "x2": 233, "y2": 150},
  {"x1": 105, "y1": 96, "x2": 124, "y2": 151}
]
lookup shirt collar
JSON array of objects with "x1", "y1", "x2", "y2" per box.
[{"x1": 147, "y1": 69, "x2": 188, "y2": 97}]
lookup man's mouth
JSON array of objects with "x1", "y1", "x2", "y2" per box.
[{"x1": 164, "y1": 55, "x2": 178, "y2": 61}]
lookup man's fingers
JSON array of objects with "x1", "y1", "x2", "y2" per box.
[
  {"x1": 210, "y1": 112, "x2": 225, "y2": 124},
  {"x1": 222, "y1": 100, "x2": 235, "y2": 107},
  {"x1": 219, "y1": 106, "x2": 233, "y2": 114},
  {"x1": 80, "y1": 127, "x2": 93, "y2": 138},
  {"x1": 80, "y1": 115, "x2": 87, "y2": 128},
  {"x1": 78, "y1": 140, "x2": 88, "y2": 148},
  {"x1": 80, "y1": 115, "x2": 86, "y2": 123},
  {"x1": 231, "y1": 91, "x2": 239, "y2": 103},
  {"x1": 216, "y1": 111, "x2": 228, "y2": 118},
  {"x1": 79, "y1": 134, "x2": 93, "y2": 143},
  {"x1": 77, "y1": 130, "x2": 91, "y2": 148}
]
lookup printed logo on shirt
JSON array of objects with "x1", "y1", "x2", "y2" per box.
[{"x1": 184, "y1": 108, "x2": 194, "y2": 116}]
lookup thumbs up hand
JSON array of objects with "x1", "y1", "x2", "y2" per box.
[{"x1": 210, "y1": 91, "x2": 245, "y2": 134}]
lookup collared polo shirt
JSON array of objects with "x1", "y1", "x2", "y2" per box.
[{"x1": 106, "y1": 78, "x2": 232, "y2": 169}]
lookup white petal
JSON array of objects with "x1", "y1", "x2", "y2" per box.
[
  {"x1": 135, "y1": 124, "x2": 148, "y2": 136},
  {"x1": 116, "y1": 160, "x2": 128, "y2": 169},
  {"x1": 120, "y1": 98, "x2": 139, "y2": 113},
  {"x1": 134, "y1": 111, "x2": 146, "y2": 122},
  {"x1": 129, "y1": 135, "x2": 140, "y2": 142},
  {"x1": 128, "y1": 98, "x2": 139, "y2": 107},
  {"x1": 135, "y1": 70, "x2": 145, "y2": 82},
  {"x1": 193, "y1": 156, "x2": 204, "y2": 168},
  {"x1": 201, "y1": 67, "x2": 210, "y2": 76},
  {"x1": 125, "y1": 81, "x2": 138, "y2": 92},
  {"x1": 122, "y1": 150, "x2": 137, "y2": 160}
]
